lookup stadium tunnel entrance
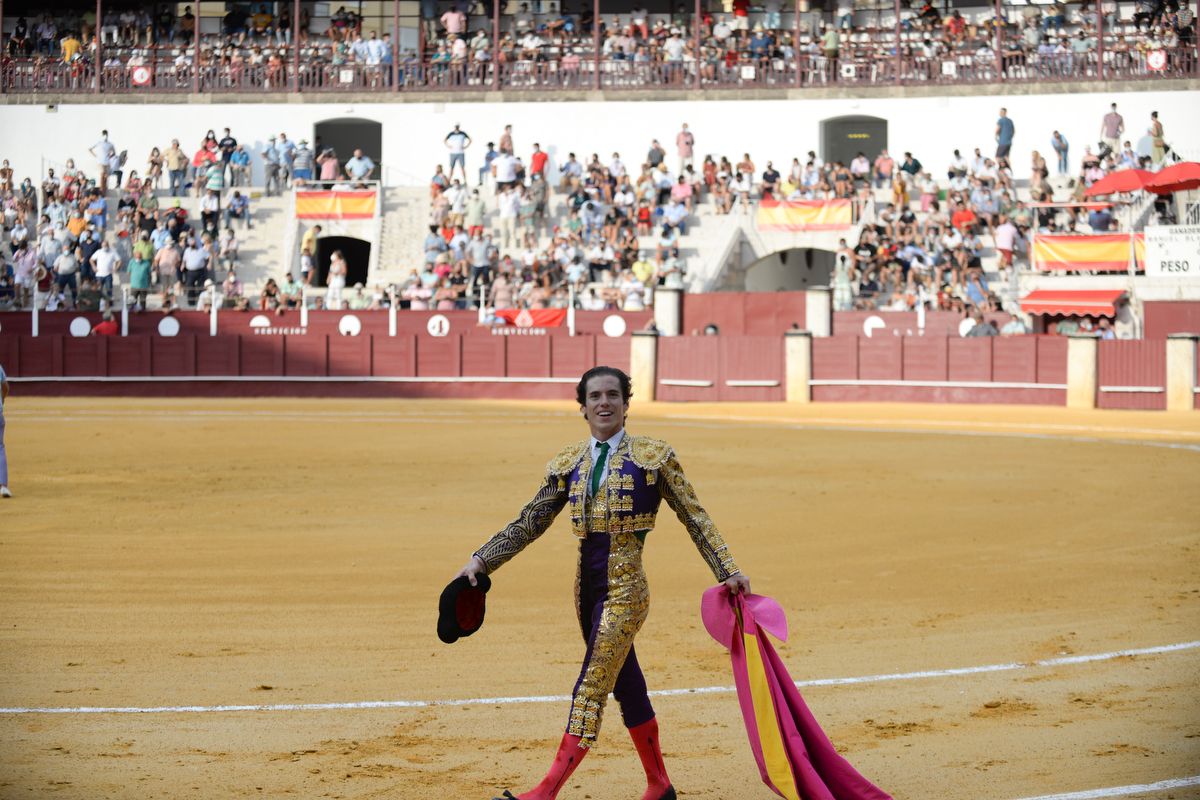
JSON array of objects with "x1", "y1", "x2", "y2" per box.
[
  {"x1": 313, "y1": 118, "x2": 383, "y2": 177},
  {"x1": 316, "y1": 237, "x2": 371, "y2": 288},
  {"x1": 820, "y1": 116, "x2": 887, "y2": 169},
  {"x1": 745, "y1": 248, "x2": 835, "y2": 292}
]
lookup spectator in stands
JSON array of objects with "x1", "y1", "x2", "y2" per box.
[
  {"x1": 89, "y1": 130, "x2": 117, "y2": 193},
  {"x1": 445, "y1": 123, "x2": 472, "y2": 182},
  {"x1": 224, "y1": 191, "x2": 252, "y2": 229},
  {"x1": 1000, "y1": 312, "x2": 1029, "y2": 336},
  {"x1": 345, "y1": 148, "x2": 376, "y2": 182},
  {"x1": 262, "y1": 136, "x2": 283, "y2": 195},
  {"x1": 89, "y1": 238, "x2": 120, "y2": 305}
]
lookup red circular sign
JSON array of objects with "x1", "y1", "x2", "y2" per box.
[
  {"x1": 1146, "y1": 50, "x2": 1167, "y2": 71},
  {"x1": 130, "y1": 65, "x2": 151, "y2": 86}
]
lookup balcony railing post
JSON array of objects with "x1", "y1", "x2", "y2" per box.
[
  {"x1": 995, "y1": 0, "x2": 1005, "y2": 82},
  {"x1": 1097, "y1": 0, "x2": 1105, "y2": 80},
  {"x1": 694, "y1": 0, "x2": 702, "y2": 89},
  {"x1": 393, "y1": 0, "x2": 401, "y2": 93},
  {"x1": 293, "y1": 0, "x2": 301, "y2": 92},
  {"x1": 95, "y1": 0, "x2": 103, "y2": 95},
  {"x1": 593, "y1": 0, "x2": 601, "y2": 90},
  {"x1": 794, "y1": 0, "x2": 802, "y2": 87},
  {"x1": 492, "y1": 0, "x2": 500, "y2": 90},
  {"x1": 193, "y1": 0, "x2": 201, "y2": 94},
  {"x1": 893, "y1": 0, "x2": 901, "y2": 85},
  {"x1": 0, "y1": 0, "x2": 5, "y2": 94}
]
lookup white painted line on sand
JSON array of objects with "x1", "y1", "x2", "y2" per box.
[
  {"x1": 1010, "y1": 775, "x2": 1200, "y2": 800},
  {"x1": 1, "y1": 640, "x2": 1194, "y2": 716}
]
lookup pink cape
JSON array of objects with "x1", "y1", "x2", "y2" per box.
[{"x1": 701, "y1": 586, "x2": 893, "y2": 800}]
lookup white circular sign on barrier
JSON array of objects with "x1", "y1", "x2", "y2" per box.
[
  {"x1": 862, "y1": 315, "x2": 886, "y2": 338},
  {"x1": 249, "y1": 314, "x2": 272, "y2": 330},
  {"x1": 158, "y1": 316, "x2": 181, "y2": 337},
  {"x1": 602, "y1": 314, "x2": 627, "y2": 338},
  {"x1": 427, "y1": 314, "x2": 451, "y2": 337},
  {"x1": 130, "y1": 65, "x2": 152, "y2": 86},
  {"x1": 69, "y1": 317, "x2": 92, "y2": 337},
  {"x1": 958, "y1": 318, "x2": 977, "y2": 337},
  {"x1": 338, "y1": 315, "x2": 363, "y2": 337},
  {"x1": 1147, "y1": 50, "x2": 1167, "y2": 71}
]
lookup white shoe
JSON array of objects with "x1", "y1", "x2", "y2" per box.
[{"x1": 0, "y1": 487, "x2": 11, "y2": 498}]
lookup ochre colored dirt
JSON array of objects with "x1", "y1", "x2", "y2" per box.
[{"x1": 1, "y1": 399, "x2": 1198, "y2": 800}]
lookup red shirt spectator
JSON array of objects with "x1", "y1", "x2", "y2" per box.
[
  {"x1": 951, "y1": 206, "x2": 978, "y2": 232},
  {"x1": 530, "y1": 146, "x2": 548, "y2": 176},
  {"x1": 92, "y1": 317, "x2": 119, "y2": 336}
]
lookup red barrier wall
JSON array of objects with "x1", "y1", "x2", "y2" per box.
[
  {"x1": 0, "y1": 309, "x2": 652, "y2": 338},
  {"x1": 656, "y1": 336, "x2": 784, "y2": 402},
  {"x1": 2, "y1": 334, "x2": 630, "y2": 399},
  {"x1": 811, "y1": 335, "x2": 1068, "y2": 405},
  {"x1": 832, "y1": 310, "x2": 1009, "y2": 338},
  {"x1": 680, "y1": 293, "x2": 806, "y2": 336},
  {"x1": 1097, "y1": 339, "x2": 1166, "y2": 410},
  {"x1": 1143, "y1": 302, "x2": 1200, "y2": 340}
]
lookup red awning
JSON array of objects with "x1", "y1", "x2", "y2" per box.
[{"x1": 1020, "y1": 289, "x2": 1126, "y2": 317}]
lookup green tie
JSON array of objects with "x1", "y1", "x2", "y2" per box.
[{"x1": 590, "y1": 442, "x2": 610, "y2": 497}]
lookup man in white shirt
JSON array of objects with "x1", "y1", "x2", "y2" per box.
[
  {"x1": 492, "y1": 151, "x2": 518, "y2": 190},
  {"x1": 344, "y1": 149, "x2": 376, "y2": 182},
  {"x1": 496, "y1": 187, "x2": 521, "y2": 250},
  {"x1": 90, "y1": 130, "x2": 117, "y2": 192},
  {"x1": 90, "y1": 239, "x2": 121, "y2": 305},
  {"x1": 445, "y1": 124, "x2": 472, "y2": 182},
  {"x1": 182, "y1": 238, "x2": 210, "y2": 305}
]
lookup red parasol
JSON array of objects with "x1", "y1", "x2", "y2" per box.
[
  {"x1": 1083, "y1": 169, "x2": 1155, "y2": 197},
  {"x1": 1146, "y1": 162, "x2": 1200, "y2": 194}
]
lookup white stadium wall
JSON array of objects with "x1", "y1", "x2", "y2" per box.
[{"x1": 1, "y1": 89, "x2": 1198, "y2": 188}]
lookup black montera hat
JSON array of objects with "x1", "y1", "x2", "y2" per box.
[{"x1": 437, "y1": 573, "x2": 492, "y2": 644}]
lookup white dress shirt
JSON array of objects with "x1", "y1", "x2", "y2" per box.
[{"x1": 588, "y1": 429, "x2": 625, "y2": 497}]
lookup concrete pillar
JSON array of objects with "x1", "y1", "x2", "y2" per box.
[
  {"x1": 653, "y1": 287, "x2": 683, "y2": 337},
  {"x1": 630, "y1": 331, "x2": 659, "y2": 402},
  {"x1": 785, "y1": 330, "x2": 813, "y2": 404},
  {"x1": 1066, "y1": 335, "x2": 1099, "y2": 410},
  {"x1": 805, "y1": 287, "x2": 832, "y2": 338},
  {"x1": 1166, "y1": 334, "x2": 1199, "y2": 412}
]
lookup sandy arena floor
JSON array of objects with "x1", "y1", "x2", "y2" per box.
[{"x1": 0, "y1": 398, "x2": 1198, "y2": 800}]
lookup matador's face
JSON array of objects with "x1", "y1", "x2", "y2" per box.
[{"x1": 582, "y1": 374, "x2": 627, "y2": 441}]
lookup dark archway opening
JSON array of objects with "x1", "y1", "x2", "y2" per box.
[
  {"x1": 745, "y1": 248, "x2": 835, "y2": 292},
  {"x1": 820, "y1": 115, "x2": 888, "y2": 170},
  {"x1": 312, "y1": 118, "x2": 383, "y2": 180},
  {"x1": 315, "y1": 237, "x2": 371, "y2": 288}
]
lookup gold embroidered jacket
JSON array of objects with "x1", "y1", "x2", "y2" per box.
[{"x1": 473, "y1": 435, "x2": 740, "y2": 582}]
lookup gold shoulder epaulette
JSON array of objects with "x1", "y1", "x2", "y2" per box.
[
  {"x1": 629, "y1": 436, "x2": 674, "y2": 470},
  {"x1": 547, "y1": 440, "x2": 589, "y2": 476}
]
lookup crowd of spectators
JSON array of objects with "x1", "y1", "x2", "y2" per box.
[
  {"x1": 2, "y1": 1, "x2": 1194, "y2": 93},
  {"x1": 0, "y1": 121, "x2": 370, "y2": 314},
  {"x1": 0, "y1": 100, "x2": 1177, "y2": 332}
]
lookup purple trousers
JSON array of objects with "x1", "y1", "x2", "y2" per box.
[
  {"x1": 0, "y1": 416, "x2": 7, "y2": 486},
  {"x1": 569, "y1": 532, "x2": 655, "y2": 736}
]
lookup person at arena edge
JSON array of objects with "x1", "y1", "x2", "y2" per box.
[
  {"x1": 456, "y1": 366, "x2": 751, "y2": 800},
  {"x1": 0, "y1": 362, "x2": 10, "y2": 498}
]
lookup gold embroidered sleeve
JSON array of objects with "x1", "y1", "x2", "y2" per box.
[
  {"x1": 473, "y1": 475, "x2": 569, "y2": 573},
  {"x1": 658, "y1": 455, "x2": 741, "y2": 582}
]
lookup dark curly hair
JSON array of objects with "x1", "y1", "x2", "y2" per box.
[{"x1": 575, "y1": 366, "x2": 633, "y2": 407}]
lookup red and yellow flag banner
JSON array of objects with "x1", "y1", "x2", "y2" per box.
[
  {"x1": 1032, "y1": 233, "x2": 1144, "y2": 272},
  {"x1": 756, "y1": 199, "x2": 853, "y2": 231},
  {"x1": 295, "y1": 190, "x2": 378, "y2": 220}
]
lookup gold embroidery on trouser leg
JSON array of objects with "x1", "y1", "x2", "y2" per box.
[{"x1": 566, "y1": 531, "x2": 649, "y2": 748}]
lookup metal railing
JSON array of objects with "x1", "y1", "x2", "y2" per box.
[{"x1": 3, "y1": 46, "x2": 1195, "y2": 96}]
